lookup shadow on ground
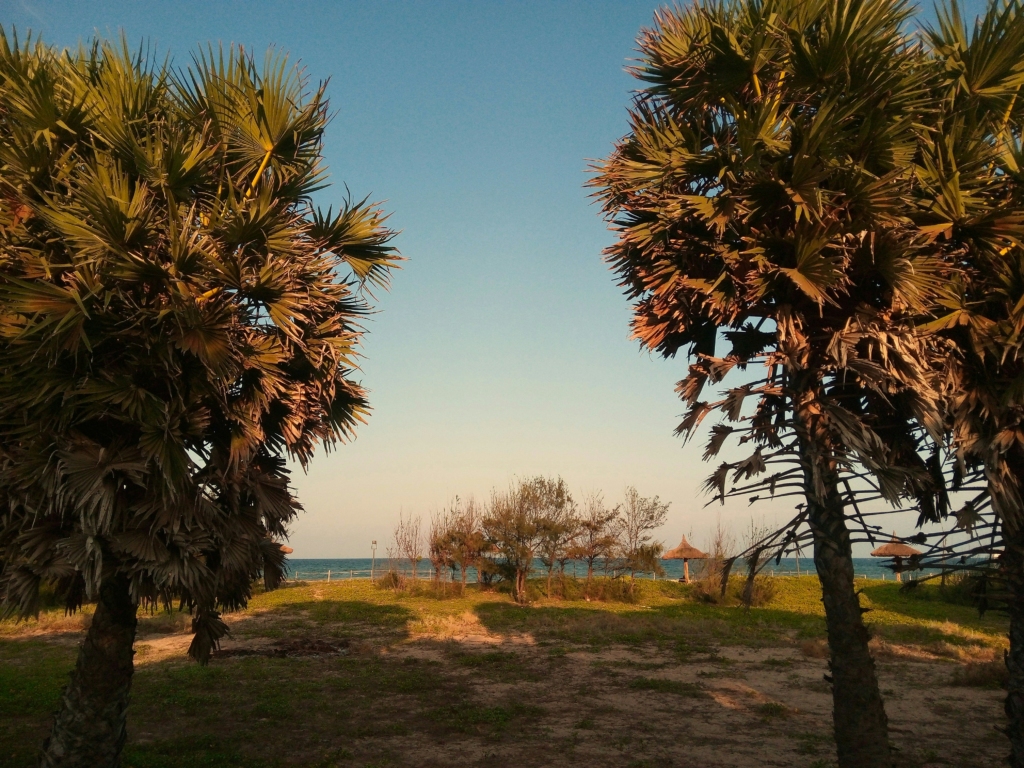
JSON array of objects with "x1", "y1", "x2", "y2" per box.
[{"x1": 0, "y1": 582, "x2": 1010, "y2": 768}]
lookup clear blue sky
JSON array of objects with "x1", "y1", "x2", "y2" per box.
[{"x1": 7, "y1": 0, "x2": 987, "y2": 557}]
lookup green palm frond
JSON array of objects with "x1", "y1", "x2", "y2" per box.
[{"x1": 0, "y1": 30, "x2": 400, "y2": 662}]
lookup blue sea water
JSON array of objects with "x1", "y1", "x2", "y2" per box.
[{"x1": 285, "y1": 556, "x2": 931, "y2": 583}]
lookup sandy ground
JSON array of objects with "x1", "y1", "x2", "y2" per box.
[
  {"x1": 381, "y1": 641, "x2": 1002, "y2": 768},
  {"x1": 150, "y1": 612, "x2": 1005, "y2": 767},
  {"x1": 6, "y1": 605, "x2": 1006, "y2": 768}
]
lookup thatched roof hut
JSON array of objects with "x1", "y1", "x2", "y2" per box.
[
  {"x1": 870, "y1": 534, "x2": 920, "y2": 559},
  {"x1": 663, "y1": 535, "x2": 708, "y2": 561},
  {"x1": 663, "y1": 536, "x2": 707, "y2": 583},
  {"x1": 870, "y1": 533, "x2": 920, "y2": 581}
]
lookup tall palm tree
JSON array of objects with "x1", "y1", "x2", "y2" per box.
[
  {"x1": 0, "y1": 32, "x2": 399, "y2": 767},
  {"x1": 914, "y1": 2, "x2": 1024, "y2": 761},
  {"x1": 592, "y1": 1, "x2": 949, "y2": 764}
]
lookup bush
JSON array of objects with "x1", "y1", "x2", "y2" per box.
[
  {"x1": 939, "y1": 572, "x2": 988, "y2": 607},
  {"x1": 901, "y1": 571, "x2": 989, "y2": 608},
  {"x1": 738, "y1": 575, "x2": 777, "y2": 608},
  {"x1": 376, "y1": 570, "x2": 406, "y2": 590},
  {"x1": 691, "y1": 572, "x2": 729, "y2": 604},
  {"x1": 576, "y1": 577, "x2": 638, "y2": 603}
]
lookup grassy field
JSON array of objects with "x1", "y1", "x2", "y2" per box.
[{"x1": 0, "y1": 576, "x2": 1010, "y2": 768}]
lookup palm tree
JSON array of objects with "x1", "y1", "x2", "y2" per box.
[
  {"x1": 591, "y1": 1, "x2": 949, "y2": 764},
  {"x1": 0, "y1": 32, "x2": 399, "y2": 767},
  {"x1": 913, "y1": 3, "x2": 1024, "y2": 761}
]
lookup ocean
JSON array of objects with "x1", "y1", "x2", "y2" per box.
[{"x1": 285, "y1": 556, "x2": 935, "y2": 583}]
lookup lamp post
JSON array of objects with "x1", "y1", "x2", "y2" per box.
[{"x1": 371, "y1": 540, "x2": 377, "y2": 580}]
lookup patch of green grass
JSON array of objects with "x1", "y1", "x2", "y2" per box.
[
  {"x1": 0, "y1": 640, "x2": 73, "y2": 718},
  {"x1": 697, "y1": 668, "x2": 746, "y2": 679},
  {"x1": 628, "y1": 677, "x2": 706, "y2": 697},
  {"x1": 446, "y1": 648, "x2": 541, "y2": 682},
  {"x1": 123, "y1": 739, "x2": 276, "y2": 768},
  {"x1": 451, "y1": 649, "x2": 517, "y2": 667},
  {"x1": 124, "y1": 653, "x2": 456, "y2": 764},
  {"x1": 859, "y1": 583, "x2": 1006, "y2": 645},
  {"x1": 0, "y1": 640, "x2": 76, "y2": 768},
  {"x1": 0, "y1": 576, "x2": 1008, "y2": 767},
  {"x1": 794, "y1": 731, "x2": 833, "y2": 756},
  {"x1": 603, "y1": 659, "x2": 669, "y2": 671},
  {"x1": 754, "y1": 701, "x2": 789, "y2": 718},
  {"x1": 427, "y1": 700, "x2": 544, "y2": 735}
]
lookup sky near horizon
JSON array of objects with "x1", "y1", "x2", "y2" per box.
[{"x1": 7, "y1": 0, "x2": 988, "y2": 558}]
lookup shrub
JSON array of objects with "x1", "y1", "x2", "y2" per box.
[
  {"x1": 376, "y1": 570, "x2": 405, "y2": 590},
  {"x1": 939, "y1": 572, "x2": 988, "y2": 607},
  {"x1": 739, "y1": 575, "x2": 777, "y2": 608}
]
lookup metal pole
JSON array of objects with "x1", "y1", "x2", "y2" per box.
[
  {"x1": 371, "y1": 541, "x2": 377, "y2": 580},
  {"x1": 327, "y1": 569, "x2": 331, "y2": 582}
]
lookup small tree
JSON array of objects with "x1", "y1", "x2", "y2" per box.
[
  {"x1": 740, "y1": 517, "x2": 775, "y2": 607},
  {"x1": 0, "y1": 35, "x2": 399, "y2": 766},
  {"x1": 482, "y1": 477, "x2": 549, "y2": 603},
  {"x1": 692, "y1": 518, "x2": 737, "y2": 604},
  {"x1": 568, "y1": 492, "x2": 620, "y2": 594},
  {"x1": 614, "y1": 487, "x2": 669, "y2": 591},
  {"x1": 428, "y1": 507, "x2": 457, "y2": 587},
  {"x1": 533, "y1": 476, "x2": 577, "y2": 598},
  {"x1": 450, "y1": 497, "x2": 487, "y2": 588},
  {"x1": 393, "y1": 512, "x2": 423, "y2": 582}
]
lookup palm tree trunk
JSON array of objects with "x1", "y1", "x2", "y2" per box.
[
  {"x1": 40, "y1": 574, "x2": 137, "y2": 768},
  {"x1": 791, "y1": 376, "x2": 891, "y2": 767},
  {"x1": 1004, "y1": 522, "x2": 1024, "y2": 767},
  {"x1": 796, "y1": 415, "x2": 891, "y2": 767},
  {"x1": 808, "y1": 492, "x2": 891, "y2": 767}
]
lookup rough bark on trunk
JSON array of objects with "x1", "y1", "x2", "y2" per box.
[
  {"x1": 40, "y1": 575, "x2": 137, "y2": 768},
  {"x1": 514, "y1": 568, "x2": 528, "y2": 603},
  {"x1": 1004, "y1": 522, "x2": 1024, "y2": 767},
  {"x1": 741, "y1": 551, "x2": 759, "y2": 608},
  {"x1": 808, "y1": 492, "x2": 891, "y2": 767},
  {"x1": 792, "y1": 377, "x2": 891, "y2": 767}
]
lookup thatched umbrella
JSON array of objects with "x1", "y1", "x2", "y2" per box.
[
  {"x1": 870, "y1": 533, "x2": 921, "y2": 582},
  {"x1": 663, "y1": 535, "x2": 708, "y2": 583}
]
